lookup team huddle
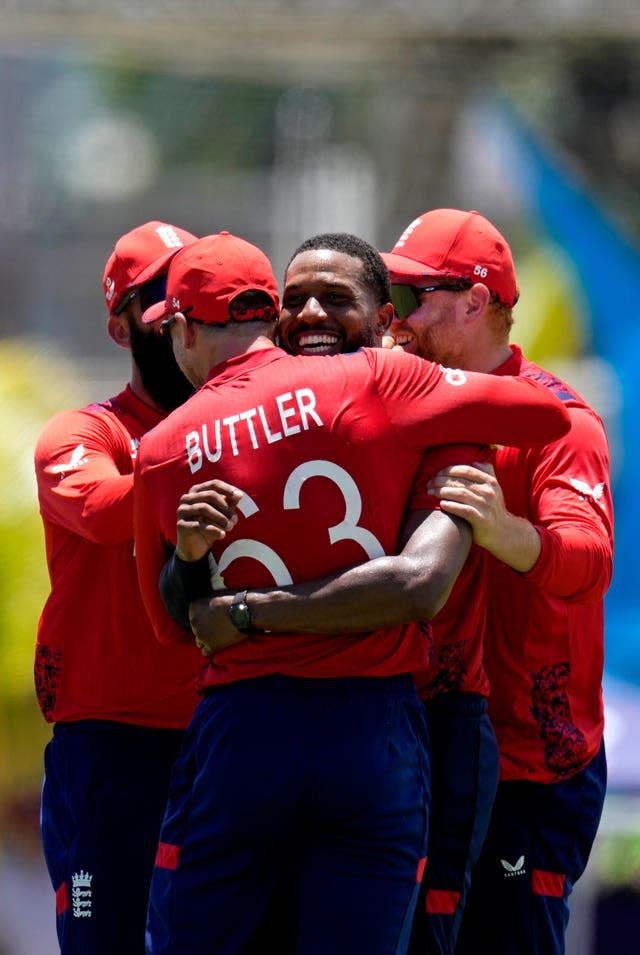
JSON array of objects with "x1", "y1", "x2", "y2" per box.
[{"x1": 34, "y1": 210, "x2": 613, "y2": 955}]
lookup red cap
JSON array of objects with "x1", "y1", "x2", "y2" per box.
[
  {"x1": 102, "y1": 221, "x2": 198, "y2": 315},
  {"x1": 141, "y1": 231, "x2": 280, "y2": 326},
  {"x1": 381, "y1": 209, "x2": 519, "y2": 308}
]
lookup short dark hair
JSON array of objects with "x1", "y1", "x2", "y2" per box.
[{"x1": 286, "y1": 232, "x2": 391, "y2": 307}]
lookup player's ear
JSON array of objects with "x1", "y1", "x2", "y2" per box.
[
  {"x1": 107, "y1": 314, "x2": 132, "y2": 350},
  {"x1": 374, "y1": 302, "x2": 394, "y2": 337},
  {"x1": 174, "y1": 312, "x2": 199, "y2": 348},
  {"x1": 465, "y1": 283, "x2": 491, "y2": 323}
]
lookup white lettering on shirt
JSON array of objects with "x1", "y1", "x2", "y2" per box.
[{"x1": 186, "y1": 388, "x2": 324, "y2": 474}]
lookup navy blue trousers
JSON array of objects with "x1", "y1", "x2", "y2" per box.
[
  {"x1": 41, "y1": 720, "x2": 184, "y2": 955},
  {"x1": 146, "y1": 674, "x2": 430, "y2": 955},
  {"x1": 409, "y1": 692, "x2": 499, "y2": 955},
  {"x1": 455, "y1": 740, "x2": 607, "y2": 955}
]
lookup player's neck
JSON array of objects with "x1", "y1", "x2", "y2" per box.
[
  {"x1": 213, "y1": 334, "x2": 276, "y2": 368},
  {"x1": 484, "y1": 342, "x2": 513, "y2": 374}
]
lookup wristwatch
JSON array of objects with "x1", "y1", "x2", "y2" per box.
[{"x1": 228, "y1": 590, "x2": 262, "y2": 634}]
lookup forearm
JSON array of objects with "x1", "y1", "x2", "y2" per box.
[
  {"x1": 188, "y1": 511, "x2": 471, "y2": 652},
  {"x1": 247, "y1": 555, "x2": 456, "y2": 633},
  {"x1": 480, "y1": 511, "x2": 542, "y2": 573},
  {"x1": 524, "y1": 523, "x2": 613, "y2": 600},
  {"x1": 160, "y1": 552, "x2": 213, "y2": 631},
  {"x1": 247, "y1": 513, "x2": 471, "y2": 634}
]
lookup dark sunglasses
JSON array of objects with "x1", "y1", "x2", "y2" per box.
[
  {"x1": 160, "y1": 308, "x2": 207, "y2": 338},
  {"x1": 390, "y1": 283, "x2": 470, "y2": 320},
  {"x1": 114, "y1": 274, "x2": 168, "y2": 316}
]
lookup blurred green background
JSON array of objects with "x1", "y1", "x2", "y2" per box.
[{"x1": 1, "y1": 3, "x2": 640, "y2": 952}]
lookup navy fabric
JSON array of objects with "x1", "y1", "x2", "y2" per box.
[
  {"x1": 41, "y1": 720, "x2": 184, "y2": 955},
  {"x1": 146, "y1": 674, "x2": 430, "y2": 955},
  {"x1": 409, "y1": 692, "x2": 499, "y2": 955},
  {"x1": 455, "y1": 740, "x2": 607, "y2": 955}
]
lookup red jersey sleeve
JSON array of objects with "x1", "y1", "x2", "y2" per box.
[
  {"x1": 366, "y1": 349, "x2": 571, "y2": 450},
  {"x1": 409, "y1": 444, "x2": 491, "y2": 510},
  {"x1": 134, "y1": 454, "x2": 189, "y2": 645},
  {"x1": 35, "y1": 408, "x2": 134, "y2": 545},
  {"x1": 519, "y1": 406, "x2": 613, "y2": 602}
]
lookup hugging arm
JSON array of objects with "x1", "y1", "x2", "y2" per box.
[{"x1": 188, "y1": 507, "x2": 471, "y2": 655}]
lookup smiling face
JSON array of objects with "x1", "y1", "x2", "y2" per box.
[
  {"x1": 387, "y1": 284, "x2": 470, "y2": 368},
  {"x1": 278, "y1": 249, "x2": 390, "y2": 356}
]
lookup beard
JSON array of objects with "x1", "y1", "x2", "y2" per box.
[
  {"x1": 128, "y1": 321, "x2": 194, "y2": 412},
  {"x1": 353, "y1": 321, "x2": 376, "y2": 350},
  {"x1": 413, "y1": 306, "x2": 467, "y2": 369}
]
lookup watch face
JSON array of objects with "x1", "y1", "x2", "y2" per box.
[{"x1": 229, "y1": 599, "x2": 252, "y2": 631}]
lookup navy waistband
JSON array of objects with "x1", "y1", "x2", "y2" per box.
[
  {"x1": 423, "y1": 691, "x2": 488, "y2": 717},
  {"x1": 53, "y1": 719, "x2": 184, "y2": 740},
  {"x1": 204, "y1": 672, "x2": 416, "y2": 698}
]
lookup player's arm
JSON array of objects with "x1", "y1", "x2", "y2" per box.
[
  {"x1": 429, "y1": 409, "x2": 613, "y2": 601},
  {"x1": 34, "y1": 408, "x2": 134, "y2": 544},
  {"x1": 187, "y1": 445, "x2": 480, "y2": 655},
  {"x1": 188, "y1": 507, "x2": 471, "y2": 654},
  {"x1": 518, "y1": 407, "x2": 613, "y2": 600},
  {"x1": 160, "y1": 480, "x2": 243, "y2": 630},
  {"x1": 133, "y1": 456, "x2": 195, "y2": 644},
  {"x1": 369, "y1": 348, "x2": 571, "y2": 450},
  {"x1": 427, "y1": 460, "x2": 542, "y2": 572}
]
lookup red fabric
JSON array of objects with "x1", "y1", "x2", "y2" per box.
[
  {"x1": 485, "y1": 346, "x2": 612, "y2": 783},
  {"x1": 426, "y1": 888, "x2": 460, "y2": 915},
  {"x1": 532, "y1": 869, "x2": 566, "y2": 898},
  {"x1": 141, "y1": 232, "x2": 279, "y2": 327},
  {"x1": 135, "y1": 346, "x2": 569, "y2": 687},
  {"x1": 155, "y1": 842, "x2": 181, "y2": 870},
  {"x1": 55, "y1": 881, "x2": 69, "y2": 915},
  {"x1": 34, "y1": 385, "x2": 201, "y2": 727},
  {"x1": 383, "y1": 208, "x2": 519, "y2": 308},
  {"x1": 410, "y1": 445, "x2": 492, "y2": 699},
  {"x1": 416, "y1": 856, "x2": 428, "y2": 883},
  {"x1": 103, "y1": 220, "x2": 196, "y2": 314}
]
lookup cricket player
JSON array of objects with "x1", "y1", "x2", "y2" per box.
[
  {"x1": 34, "y1": 221, "x2": 203, "y2": 955},
  {"x1": 385, "y1": 209, "x2": 612, "y2": 955},
  {"x1": 133, "y1": 230, "x2": 571, "y2": 955}
]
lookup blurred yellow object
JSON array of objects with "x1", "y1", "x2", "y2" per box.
[
  {"x1": 513, "y1": 242, "x2": 589, "y2": 364},
  {"x1": 0, "y1": 338, "x2": 88, "y2": 801}
]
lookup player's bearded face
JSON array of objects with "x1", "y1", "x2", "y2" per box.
[
  {"x1": 128, "y1": 319, "x2": 194, "y2": 411},
  {"x1": 389, "y1": 295, "x2": 468, "y2": 368}
]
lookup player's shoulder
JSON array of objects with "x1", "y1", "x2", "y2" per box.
[
  {"x1": 517, "y1": 355, "x2": 592, "y2": 410},
  {"x1": 136, "y1": 394, "x2": 194, "y2": 465},
  {"x1": 36, "y1": 399, "x2": 118, "y2": 445},
  {"x1": 359, "y1": 345, "x2": 436, "y2": 373}
]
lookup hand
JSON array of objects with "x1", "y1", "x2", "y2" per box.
[
  {"x1": 189, "y1": 594, "x2": 249, "y2": 655},
  {"x1": 176, "y1": 480, "x2": 243, "y2": 562},
  {"x1": 427, "y1": 461, "x2": 507, "y2": 552}
]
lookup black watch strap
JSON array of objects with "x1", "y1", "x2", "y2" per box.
[{"x1": 228, "y1": 590, "x2": 262, "y2": 634}]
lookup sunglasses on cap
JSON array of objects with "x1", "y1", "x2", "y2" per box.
[
  {"x1": 114, "y1": 274, "x2": 168, "y2": 316},
  {"x1": 390, "y1": 283, "x2": 471, "y2": 320}
]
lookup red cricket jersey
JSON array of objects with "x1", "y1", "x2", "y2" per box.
[
  {"x1": 409, "y1": 445, "x2": 492, "y2": 700},
  {"x1": 34, "y1": 385, "x2": 202, "y2": 728},
  {"x1": 484, "y1": 345, "x2": 613, "y2": 782},
  {"x1": 135, "y1": 346, "x2": 569, "y2": 690}
]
